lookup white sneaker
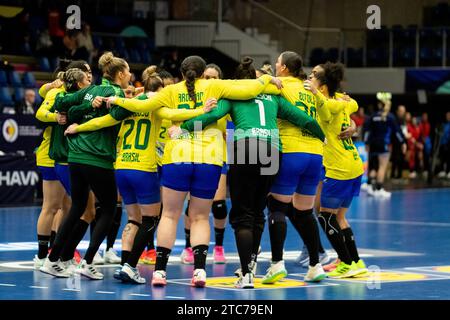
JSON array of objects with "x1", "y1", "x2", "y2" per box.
[
  {"x1": 191, "y1": 269, "x2": 207, "y2": 287},
  {"x1": 367, "y1": 185, "x2": 376, "y2": 196},
  {"x1": 235, "y1": 272, "x2": 254, "y2": 289},
  {"x1": 33, "y1": 255, "x2": 46, "y2": 270},
  {"x1": 304, "y1": 263, "x2": 327, "y2": 282},
  {"x1": 409, "y1": 171, "x2": 417, "y2": 179},
  {"x1": 261, "y1": 260, "x2": 287, "y2": 284},
  {"x1": 377, "y1": 188, "x2": 392, "y2": 198},
  {"x1": 103, "y1": 248, "x2": 121, "y2": 264},
  {"x1": 438, "y1": 171, "x2": 446, "y2": 178},
  {"x1": 234, "y1": 261, "x2": 257, "y2": 278},
  {"x1": 40, "y1": 258, "x2": 71, "y2": 278},
  {"x1": 76, "y1": 259, "x2": 104, "y2": 280},
  {"x1": 360, "y1": 183, "x2": 369, "y2": 192},
  {"x1": 93, "y1": 251, "x2": 104, "y2": 265},
  {"x1": 61, "y1": 258, "x2": 78, "y2": 275},
  {"x1": 120, "y1": 263, "x2": 146, "y2": 284}
]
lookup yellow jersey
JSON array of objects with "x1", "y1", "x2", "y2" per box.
[
  {"x1": 321, "y1": 93, "x2": 364, "y2": 180},
  {"x1": 156, "y1": 118, "x2": 171, "y2": 167},
  {"x1": 35, "y1": 87, "x2": 65, "y2": 167},
  {"x1": 74, "y1": 96, "x2": 205, "y2": 172},
  {"x1": 275, "y1": 77, "x2": 326, "y2": 155},
  {"x1": 113, "y1": 75, "x2": 273, "y2": 166}
]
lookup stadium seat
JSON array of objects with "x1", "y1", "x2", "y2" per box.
[
  {"x1": 141, "y1": 50, "x2": 151, "y2": 64},
  {"x1": 39, "y1": 57, "x2": 51, "y2": 72},
  {"x1": 129, "y1": 49, "x2": 141, "y2": 63},
  {"x1": 0, "y1": 71, "x2": 7, "y2": 86},
  {"x1": 22, "y1": 73, "x2": 36, "y2": 88},
  {"x1": 0, "y1": 87, "x2": 14, "y2": 106},
  {"x1": 8, "y1": 71, "x2": 22, "y2": 88},
  {"x1": 14, "y1": 88, "x2": 24, "y2": 102}
]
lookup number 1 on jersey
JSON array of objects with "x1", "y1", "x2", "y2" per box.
[{"x1": 255, "y1": 99, "x2": 266, "y2": 126}]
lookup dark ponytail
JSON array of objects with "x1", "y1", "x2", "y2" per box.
[
  {"x1": 280, "y1": 51, "x2": 307, "y2": 80},
  {"x1": 234, "y1": 56, "x2": 256, "y2": 79},
  {"x1": 180, "y1": 55, "x2": 206, "y2": 105},
  {"x1": 318, "y1": 61, "x2": 344, "y2": 97}
]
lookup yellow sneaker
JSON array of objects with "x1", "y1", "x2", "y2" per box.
[
  {"x1": 326, "y1": 261, "x2": 353, "y2": 278},
  {"x1": 349, "y1": 259, "x2": 368, "y2": 277}
]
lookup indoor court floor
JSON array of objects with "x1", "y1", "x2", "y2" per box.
[{"x1": 1, "y1": 188, "x2": 450, "y2": 300}]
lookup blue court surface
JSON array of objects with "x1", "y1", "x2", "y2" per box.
[{"x1": 1, "y1": 188, "x2": 450, "y2": 300}]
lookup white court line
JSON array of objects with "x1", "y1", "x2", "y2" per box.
[
  {"x1": 0, "y1": 283, "x2": 16, "y2": 287},
  {"x1": 129, "y1": 293, "x2": 150, "y2": 297},
  {"x1": 347, "y1": 218, "x2": 450, "y2": 228},
  {"x1": 62, "y1": 288, "x2": 80, "y2": 292},
  {"x1": 29, "y1": 286, "x2": 48, "y2": 289},
  {"x1": 166, "y1": 296, "x2": 185, "y2": 299},
  {"x1": 96, "y1": 291, "x2": 115, "y2": 294}
]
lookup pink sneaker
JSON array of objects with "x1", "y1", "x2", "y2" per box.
[
  {"x1": 213, "y1": 246, "x2": 226, "y2": 264},
  {"x1": 151, "y1": 270, "x2": 167, "y2": 286},
  {"x1": 323, "y1": 258, "x2": 340, "y2": 272},
  {"x1": 180, "y1": 247, "x2": 194, "y2": 265},
  {"x1": 191, "y1": 269, "x2": 206, "y2": 288}
]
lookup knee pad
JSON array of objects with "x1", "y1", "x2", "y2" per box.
[
  {"x1": 267, "y1": 195, "x2": 290, "y2": 224},
  {"x1": 212, "y1": 200, "x2": 227, "y2": 220}
]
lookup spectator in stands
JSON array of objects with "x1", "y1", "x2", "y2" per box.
[
  {"x1": 406, "y1": 113, "x2": 424, "y2": 178},
  {"x1": 36, "y1": 29, "x2": 54, "y2": 57},
  {"x1": 160, "y1": 48, "x2": 181, "y2": 81},
  {"x1": 438, "y1": 112, "x2": 450, "y2": 178},
  {"x1": 420, "y1": 112, "x2": 432, "y2": 175},
  {"x1": 76, "y1": 23, "x2": 96, "y2": 64},
  {"x1": 391, "y1": 105, "x2": 407, "y2": 179},
  {"x1": 350, "y1": 106, "x2": 365, "y2": 140},
  {"x1": 15, "y1": 89, "x2": 37, "y2": 115},
  {"x1": 62, "y1": 30, "x2": 89, "y2": 62}
]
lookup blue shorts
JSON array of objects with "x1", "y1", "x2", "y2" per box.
[
  {"x1": 321, "y1": 175, "x2": 362, "y2": 209},
  {"x1": 221, "y1": 162, "x2": 228, "y2": 175},
  {"x1": 55, "y1": 163, "x2": 71, "y2": 196},
  {"x1": 161, "y1": 163, "x2": 222, "y2": 199},
  {"x1": 38, "y1": 166, "x2": 58, "y2": 181},
  {"x1": 116, "y1": 169, "x2": 160, "y2": 205},
  {"x1": 271, "y1": 153, "x2": 323, "y2": 196}
]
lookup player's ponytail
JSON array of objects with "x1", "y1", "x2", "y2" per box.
[
  {"x1": 142, "y1": 65, "x2": 163, "y2": 92},
  {"x1": 234, "y1": 56, "x2": 256, "y2": 79},
  {"x1": 280, "y1": 51, "x2": 307, "y2": 80},
  {"x1": 180, "y1": 55, "x2": 206, "y2": 105},
  {"x1": 62, "y1": 68, "x2": 87, "y2": 92},
  {"x1": 98, "y1": 51, "x2": 128, "y2": 82}
]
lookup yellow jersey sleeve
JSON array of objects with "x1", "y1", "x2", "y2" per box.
[
  {"x1": 75, "y1": 114, "x2": 120, "y2": 133},
  {"x1": 209, "y1": 74, "x2": 272, "y2": 100},
  {"x1": 38, "y1": 83, "x2": 50, "y2": 99},
  {"x1": 114, "y1": 86, "x2": 173, "y2": 113},
  {"x1": 35, "y1": 88, "x2": 62, "y2": 122},
  {"x1": 153, "y1": 106, "x2": 204, "y2": 121}
]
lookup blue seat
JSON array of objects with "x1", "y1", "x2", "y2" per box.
[
  {"x1": 22, "y1": 73, "x2": 36, "y2": 88},
  {"x1": 0, "y1": 87, "x2": 14, "y2": 106},
  {"x1": 14, "y1": 88, "x2": 24, "y2": 102},
  {"x1": 34, "y1": 88, "x2": 42, "y2": 105},
  {"x1": 0, "y1": 71, "x2": 7, "y2": 86},
  {"x1": 115, "y1": 37, "x2": 126, "y2": 50},
  {"x1": 9, "y1": 71, "x2": 22, "y2": 88},
  {"x1": 39, "y1": 57, "x2": 51, "y2": 72},
  {"x1": 141, "y1": 50, "x2": 151, "y2": 64}
]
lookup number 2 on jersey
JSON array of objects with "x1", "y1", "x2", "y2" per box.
[{"x1": 122, "y1": 119, "x2": 151, "y2": 150}]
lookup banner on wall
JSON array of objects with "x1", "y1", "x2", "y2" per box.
[
  {"x1": 0, "y1": 155, "x2": 39, "y2": 205},
  {"x1": 0, "y1": 114, "x2": 43, "y2": 154}
]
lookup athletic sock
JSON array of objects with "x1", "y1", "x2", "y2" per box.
[
  {"x1": 267, "y1": 196, "x2": 289, "y2": 262},
  {"x1": 235, "y1": 228, "x2": 253, "y2": 275},
  {"x1": 121, "y1": 250, "x2": 130, "y2": 266},
  {"x1": 289, "y1": 208, "x2": 320, "y2": 266},
  {"x1": 49, "y1": 231, "x2": 56, "y2": 249},
  {"x1": 318, "y1": 211, "x2": 353, "y2": 265},
  {"x1": 37, "y1": 235, "x2": 50, "y2": 259},
  {"x1": 214, "y1": 228, "x2": 225, "y2": 247},
  {"x1": 192, "y1": 245, "x2": 209, "y2": 270},
  {"x1": 252, "y1": 228, "x2": 264, "y2": 263},
  {"x1": 127, "y1": 216, "x2": 159, "y2": 268},
  {"x1": 342, "y1": 227, "x2": 360, "y2": 263},
  {"x1": 155, "y1": 246, "x2": 172, "y2": 271},
  {"x1": 184, "y1": 228, "x2": 191, "y2": 249},
  {"x1": 60, "y1": 219, "x2": 89, "y2": 261},
  {"x1": 106, "y1": 203, "x2": 122, "y2": 250}
]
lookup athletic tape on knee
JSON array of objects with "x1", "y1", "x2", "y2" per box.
[
  {"x1": 212, "y1": 200, "x2": 227, "y2": 220},
  {"x1": 318, "y1": 211, "x2": 339, "y2": 236}
]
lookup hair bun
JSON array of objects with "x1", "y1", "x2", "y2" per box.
[
  {"x1": 98, "y1": 51, "x2": 114, "y2": 69},
  {"x1": 241, "y1": 56, "x2": 254, "y2": 68}
]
